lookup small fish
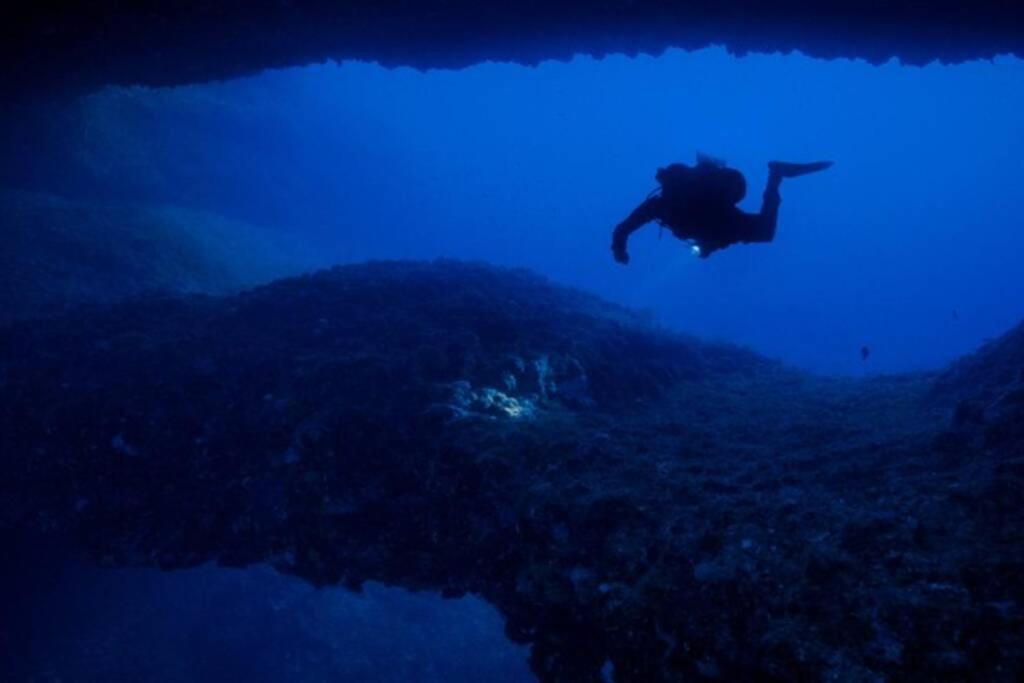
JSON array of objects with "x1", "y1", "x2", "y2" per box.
[{"x1": 860, "y1": 345, "x2": 871, "y2": 362}]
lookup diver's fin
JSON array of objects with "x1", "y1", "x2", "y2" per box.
[{"x1": 768, "y1": 160, "x2": 833, "y2": 178}]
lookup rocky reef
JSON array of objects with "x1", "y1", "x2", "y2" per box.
[
  {"x1": 1, "y1": 261, "x2": 1021, "y2": 681},
  {"x1": 0, "y1": 189, "x2": 316, "y2": 325},
  {"x1": 4, "y1": 1, "x2": 1024, "y2": 100}
]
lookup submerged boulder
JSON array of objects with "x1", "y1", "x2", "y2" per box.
[{"x1": 1, "y1": 260, "x2": 1021, "y2": 681}]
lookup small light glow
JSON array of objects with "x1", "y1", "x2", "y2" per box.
[{"x1": 691, "y1": 244, "x2": 702, "y2": 256}]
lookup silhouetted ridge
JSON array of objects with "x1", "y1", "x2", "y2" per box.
[
  {"x1": 937, "y1": 319, "x2": 1024, "y2": 399},
  {"x1": 933, "y1": 319, "x2": 1024, "y2": 453}
]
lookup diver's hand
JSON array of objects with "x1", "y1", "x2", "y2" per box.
[{"x1": 612, "y1": 229, "x2": 630, "y2": 265}]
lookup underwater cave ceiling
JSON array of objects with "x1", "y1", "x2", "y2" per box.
[
  {"x1": 5, "y1": 1, "x2": 1024, "y2": 99},
  {"x1": 3, "y1": 262, "x2": 1023, "y2": 681}
]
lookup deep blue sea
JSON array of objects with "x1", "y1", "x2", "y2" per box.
[
  {"x1": 4, "y1": 45, "x2": 1023, "y2": 682},
  {"x1": 38, "y1": 48, "x2": 1024, "y2": 374}
]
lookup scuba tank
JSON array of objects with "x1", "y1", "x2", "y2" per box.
[{"x1": 655, "y1": 156, "x2": 747, "y2": 206}]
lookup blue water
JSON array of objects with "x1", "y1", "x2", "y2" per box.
[
  {"x1": 65, "y1": 47, "x2": 1024, "y2": 374},
  {"x1": 12, "y1": 47, "x2": 1024, "y2": 681},
  {"x1": 13, "y1": 557, "x2": 533, "y2": 682}
]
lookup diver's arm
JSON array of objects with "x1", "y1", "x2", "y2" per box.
[{"x1": 612, "y1": 196, "x2": 661, "y2": 265}]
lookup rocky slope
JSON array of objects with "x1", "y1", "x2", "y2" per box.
[
  {"x1": 0, "y1": 189, "x2": 316, "y2": 325},
  {"x1": 1, "y1": 261, "x2": 1021, "y2": 681},
  {"x1": 4, "y1": 1, "x2": 1024, "y2": 100}
]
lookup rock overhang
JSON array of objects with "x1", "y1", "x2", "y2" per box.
[{"x1": 3, "y1": 1, "x2": 1023, "y2": 100}]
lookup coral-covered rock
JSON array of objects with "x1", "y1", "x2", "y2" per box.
[{"x1": 1, "y1": 261, "x2": 1022, "y2": 681}]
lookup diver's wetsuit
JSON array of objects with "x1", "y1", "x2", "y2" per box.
[
  {"x1": 612, "y1": 160, "x2": 829, "y2": 262},
  {"x1": 614, "y1": 172, "x2": 781, "y2": 259}
]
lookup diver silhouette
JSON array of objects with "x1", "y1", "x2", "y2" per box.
[{"x1": 612, "y1": 154, "x2": 832, "y2": 262}]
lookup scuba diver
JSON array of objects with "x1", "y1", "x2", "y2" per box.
[{"x1": 612, "y1": 154, "x2": 832, "y2": 262}]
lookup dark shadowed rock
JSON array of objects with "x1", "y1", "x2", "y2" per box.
[
  {"x1": 1, "y1": 261, "x2": 1022, "y2": 681},
  {"x1": 4, "y1": 1, "x2": 1024, "y2": 101},
  {"x1": 934, "y1": 319, "x2": 1024, "y2": 454}
]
